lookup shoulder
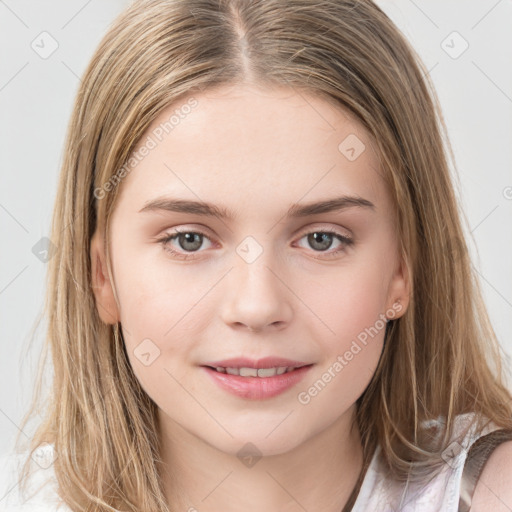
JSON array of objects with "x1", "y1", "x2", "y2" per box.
[
  {"x1": 0, "y1": 443, "x2": 68, "y2": 512},
  {"x1": 353, "y1": 413, "x2": 512, "y2": 512},
  {"x1": 470, "y1": 439, "x2": 512, "y2": 511}
]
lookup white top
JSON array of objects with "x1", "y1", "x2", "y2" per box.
[
  {"x1": 0, "y1": 412, "x2": 505, "y2": 511},
  {"x1": 0, "y1": 441, "x2": 68, "y2": 511},
  {"x1": 352, "y1": 412, "x2": 504, "y2": 511}
]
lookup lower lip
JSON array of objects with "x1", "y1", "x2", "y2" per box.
[{"x1": 201, "y1": 365, "x2": 313, "y2": 400}]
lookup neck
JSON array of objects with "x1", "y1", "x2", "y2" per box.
[{"x1": 157, "y1": 406, "x2": 365, "y2": 512}]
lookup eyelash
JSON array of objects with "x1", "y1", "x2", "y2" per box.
[{"x1": 157, "y1": 227, "x2": 354, "y2": 260}]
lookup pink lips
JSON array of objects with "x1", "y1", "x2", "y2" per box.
[
  {"x1": 202, "y1": 357, "x2": 310, "y2": 369},
  {"x1": 200, "y1": 357, "x2": 314, "y2": 400}
]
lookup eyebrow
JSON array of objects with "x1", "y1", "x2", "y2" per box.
[{"x1": 138, "y1": 195, "x2": 375, "y2": 219}]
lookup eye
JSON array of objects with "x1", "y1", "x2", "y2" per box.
[
  {"x1": 158, "y1": 229, "x2": 213, "y2": 259},
  {"x1": 295, "y1": 229, "x2": 353, "y2": 257}
]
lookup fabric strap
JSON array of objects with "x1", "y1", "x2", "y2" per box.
[{"x1": 458, "y1": 428, "x2": 512, "y2": 512}]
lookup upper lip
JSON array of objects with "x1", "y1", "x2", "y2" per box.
[{"x1": 202, "y1": 357, "x2": 312, "y2": 369}]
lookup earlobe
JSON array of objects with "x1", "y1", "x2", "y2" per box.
[{"x1": 90, "y1": 230, "x2": 120, "y2": 325}]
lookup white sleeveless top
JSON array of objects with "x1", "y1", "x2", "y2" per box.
[
  {"x1": 351, "y1": 412, "x2": 511, "y2": 511},
  {"x1": 0, "y1": 412, "x2": 510, "y2": 511}
]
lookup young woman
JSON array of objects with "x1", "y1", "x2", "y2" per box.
[{"x1": 1, "y1": 1, "x2": 512, "y2": 511}]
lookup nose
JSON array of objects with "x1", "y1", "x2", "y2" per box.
[{"x1": 219, "y1": 251, "x2": 293, "y2": 333}]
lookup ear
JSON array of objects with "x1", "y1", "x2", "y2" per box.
[
  {"x1": 90, "y1": 229, "x2": 120, "y2": 324},
  {"x1": 385, "y1": 251, "x2": 411, "y2": 320}
]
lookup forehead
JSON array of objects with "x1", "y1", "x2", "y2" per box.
[{"x1": 114, "y1": 83, "x2": 389, "y2": 215}]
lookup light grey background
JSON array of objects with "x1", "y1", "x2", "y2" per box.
[{"x1": 1, "y1": 0, "x2": 511, "y2": 458}]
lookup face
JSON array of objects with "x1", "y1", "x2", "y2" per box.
[{"x1": 91, "y1": 83, "x2": 409, "y2": 456}]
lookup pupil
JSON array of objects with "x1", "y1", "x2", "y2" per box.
[
  {"x1": 309, "y1": 232, "x2": 332, "y2": 251},
  {"x1": 180, "y1": 233, "x2": 202, "y2": 251}
]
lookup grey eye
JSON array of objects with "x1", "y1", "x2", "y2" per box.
[
  {"x1": 175, "y1": 232, "x2": 204, "y2": 252},
  {"x1": 306, "y1": 232, "x2": 336, "y2": 251}
]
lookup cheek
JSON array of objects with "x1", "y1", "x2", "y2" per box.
[
  {"x1": 296, "y1": 259, "x2": 390, "y2": 406},
  {"x1": 297, "y1": 335, "x2": 383, "y2": 428},
  {"x1": 112, "y1": 236, "x2": 211, "y2": 335},
  {"x1": 118, "y1": 288, "x2": 200, "y2": 404},
  {"x1": 109, "y1": 250, "x2": 204, "y2": 391},
  {"x1": 296, "y1": 269, "x2": 388, "y2": 417},
  {"x1": 311, "y1": 261, "x2": 391, "y2": 344}
]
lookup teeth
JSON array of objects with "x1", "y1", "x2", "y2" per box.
[
  {"x1": 215, "y1": 366, "x2": 296, "y2": 377},
  {"x1": 240, "y1": 367, "x2": 258, "y2": 377}
]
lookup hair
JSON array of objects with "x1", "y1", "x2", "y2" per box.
[{"x1": 14, "y1": 0, "x2": 512, "y2": 510}]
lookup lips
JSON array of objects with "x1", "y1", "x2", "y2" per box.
[
  {"x1": 213, "y1": 366, "x2": 296, "y2": 377},
  {"x1": 202, "y1": 356, "x2": 311, "y2": 370},
  {"x1": 200, "y1": 357, "x2": 314, "y2": 400}
]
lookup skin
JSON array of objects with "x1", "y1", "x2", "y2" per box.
[
  {"x1": 91, "y1": 83, "x2": 410, "y2": 512},
  {"x1": 471, "y1": 441, "x2": 512, "y2": 511}
]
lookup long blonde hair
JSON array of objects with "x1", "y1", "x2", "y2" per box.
[{"x1": 15, "y1": 0, "x2": 512, "y2": 510}]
